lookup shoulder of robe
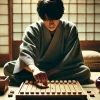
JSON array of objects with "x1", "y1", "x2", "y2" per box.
[
  {"x1": 24, "y1": 20, "x2": 43, "y2": 36},
  {"x1": 60, "y1": 19, "x2": 77, "y2": 41},
  {"x1": 60, "y1": 19, "x2": 76, "y2": 29}
]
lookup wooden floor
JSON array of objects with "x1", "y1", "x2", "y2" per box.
[{"x1": 0, "y1": 67, "x2": 100, "y2": 100}]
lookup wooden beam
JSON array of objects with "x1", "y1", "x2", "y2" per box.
[{"x1": 0, "y1": 55, "x2": 9, "y2": 67}]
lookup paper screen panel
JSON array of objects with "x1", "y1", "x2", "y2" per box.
[
  {"x1": 95, "y1": 33, "x2": 100, "y2": 40},
  {"x1": 87, "y1": 33, "x2": 94, "y2": 40},
  {"x1": 78, "y1": 33, "x2": 85, "y2": 40},
  {"x1": 0, "y1": 37, "x2": 9, "y2": 45},
  {"x1": 0, "y1": 46, "x2": 9, "y2": 54}
]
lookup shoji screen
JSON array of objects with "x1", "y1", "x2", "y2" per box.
[
  {"x1": 12, "y1": 0, "x2": 39, "y2": 59},
  {"x1": 13, "y1": 0, "x2": 39, "y2": 41},
  {"x1": 0, "y1": 0, "x2": 12, "y2": 66},
  {"x1": 95, "y1": 0, "x2": 100, "y2": 40},
  {"x1": 62, "y1": 0, "x2": 100, "y2": 41},
  {"x1": 62, "y1": 0, "x2": 100, "y2": 51}
]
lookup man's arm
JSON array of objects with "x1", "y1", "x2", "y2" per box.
[{"x1": 19, "y1": 25, "x2": 48, "y2": 86}]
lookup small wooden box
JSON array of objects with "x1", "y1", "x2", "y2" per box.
[{"x1": 0, "y1": 76, "x2": 9, "y2": 94}]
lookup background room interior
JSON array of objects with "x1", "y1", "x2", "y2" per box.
[
  {"x1": 0, "y1": 0, "x2": 100, "y2": 100},
  {"x1": 0, "y1": 0, "x2": 100, "y2": 69}
]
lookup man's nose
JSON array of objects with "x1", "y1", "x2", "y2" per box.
[{"x1": 49, "y1": 20, "x2": 54, "y2": 25}]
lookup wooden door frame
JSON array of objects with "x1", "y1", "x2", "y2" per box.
[{"x1": 0, "y1": 0, "x2": 13, "y2": 67}]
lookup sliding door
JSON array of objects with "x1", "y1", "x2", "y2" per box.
[{"x1": 0, "y1": 0, "x2": 12, "y2": 66}]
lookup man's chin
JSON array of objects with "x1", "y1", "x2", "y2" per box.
[{"x1": 48, "y1": 27, "x2": 56, "y2": 31}]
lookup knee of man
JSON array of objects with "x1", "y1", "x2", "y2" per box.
[
  {"x1": 3, "y1": 61, "x2": 16, "y2": 76},
  {"x1": 3, "y1": 62, "x2": 10, "y2": 76},
  {"x1": 82, "y1": 65, "x2": 91, "y2": 79},
  {"x1": 86, "y1": 66, "x2": 91, "y2": 78},
  {"x1": 3, "y1": 62, "x2": 15, "y2": 76}
]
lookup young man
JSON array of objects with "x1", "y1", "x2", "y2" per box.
[{"x1": 4, "y1": 0, "x2": 90, "y2": 86}]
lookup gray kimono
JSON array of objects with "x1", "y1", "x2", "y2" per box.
[{"x1": 4, "y1": 19, "x2": 90, "y2": 83}]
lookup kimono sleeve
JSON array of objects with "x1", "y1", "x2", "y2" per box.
[{"x1": 19, "y1": 25, "x2": 40, "y2": 66}]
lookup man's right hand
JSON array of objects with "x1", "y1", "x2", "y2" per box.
[
  {"x1": 27, "y1": 64, "x2": 48, "y2": 86},
  {"x1": 32, "y1": 69, "x2": 48, "y2": 86}
]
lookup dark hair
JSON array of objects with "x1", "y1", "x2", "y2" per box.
[{"x1": 37, "y1": 0, "x2": 64, "y2": 20}]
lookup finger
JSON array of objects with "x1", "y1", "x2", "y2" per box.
[
  {"x1": 42, "y1": 72, "x2": 48, "y2": 86},
  {"x1": 37, "y1": 72, "x2": 47, "y2": 85},
  {"x1": 39, "y1": 73, "x2": 46, "y2": 84},
  {"x1": 34, "y1": 74, "x2": 40, "y2": 83},
  {"x1": 35, "y1": 72, "x2": 45, "y2": 83},
  {"x1": 38, "y1": 73, "x2": 44, "y2": 83}
]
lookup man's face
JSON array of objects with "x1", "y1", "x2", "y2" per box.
[{"x1": 43, "y1": 19, "x2": 60, "y2": 31}]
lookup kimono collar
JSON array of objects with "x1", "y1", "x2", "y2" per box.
[{"x1": 42, "y1": 20, "x2": 62, "y2": 42}]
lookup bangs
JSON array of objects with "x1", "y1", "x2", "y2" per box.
[{"x1": 37, "y1": 0, "x2": 64, "y2": 20}]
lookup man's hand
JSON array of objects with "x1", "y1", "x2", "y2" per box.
[
  {"x1": 32, "y1": 69, "x2": 48, "y2": 86},
  {"x1": 27, "y1": 64, "x2": 48, "y2": 86}
]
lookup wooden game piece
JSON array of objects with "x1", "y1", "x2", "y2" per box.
[
  {"x1": 64, "y1": 82, "x2": 71, "y2": 94},
  {"x1": 68, "y1": 82, "x2": 76, "y2": 94},
  {"x1": 55, "y1": 82, "x2": 60, "y2": 94},
  {"x1": 45, "y1": 83, "x2": 50, "y2": 94},
  {"x1": 35, "y1": 83, "x2": 42, "y2": 94},
  {"x1": 25, "y1": 81, "x2": 33, "y2": 94},
  {"x1": 72, "y1": 80, "x2": 76, "y2": 84},
  {"x1": 30, "y1": 82, "x2": 37, "y2": 94},
  {"x1": 68, "y1": 83, "x2": 74, "y2": 92},
  {"x1": 51, "y1": 82, "x2": 55, "y2": 94},
  {"x1": 76, "y1": 81, "x2": 86, "y2": 95},
  {"x1": 25, "y1": 80, "x2": 29, "y2": 84},
  {"x1": 73, "y1": 91, "x2": 76, "y2": 94},
  {"x1": 41, "y1": 84, "x2": 46, "y2": 94},
  {"x1": 35, "y1": 82, "x2": 48, "y2": 89},
  {"x1": 29, "y1": 81, "x2": 33, "y2": 84},
  {"x1": 64, "y1": 80, "x2": 67, "y2": 84},
  {"x1": 55, "y1": 80, "x2": 59, "y2": 84},
  {"x1": 78, "y1": 91, "x2": 82, "y2": 94},
  {"x1": 60, "y1": 82, "x2": 66, "y2": 94},
  {"x1": 10, "y1": 90, "x2": 14, "y2": 94},
  {"x1": 68, "y1": 80, "x2": 72, "y2": 84},
  {"x1": 90, "y1": 93, "x2": 95, "y2": 97},
  {"x1": 51, "y1": 80, "x2": 54, "y2": 84},
  {"x1": 60, "y1": 80, "x2": 63, "y2": 84},
  {"x1": 36, "y1": 88, "x2": 40, "y2": 94},
  {"x1": 8, "y1": 93, "x2": 13, "y2": 97},
  {"x1": 73, "y1": 82, "x2": 82, "y2": 95},
  {"x1": 47, "y1": 80, "x2": 50, "y2": 83},
  {"x1": 87, "y1": 90, "x2": 91, "y2": 93}
]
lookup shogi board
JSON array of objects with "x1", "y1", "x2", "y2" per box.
[{"x1": 16, "y1": 80, "x2": 87, "y2": 100}]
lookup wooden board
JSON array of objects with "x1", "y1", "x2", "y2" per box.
[{"x1": 16, "y1": 80, "x2": 87, "y2": 100}]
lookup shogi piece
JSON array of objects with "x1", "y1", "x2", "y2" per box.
[
  {"x1": 16, "y1": 80, "x2": 87, "y2": 100},
  {"x1": 8, "y1": 93, "x2": 13, "y2": 97},
  {"x1": 0, "y1": 76, "x2": 9, "y2": 94}
]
